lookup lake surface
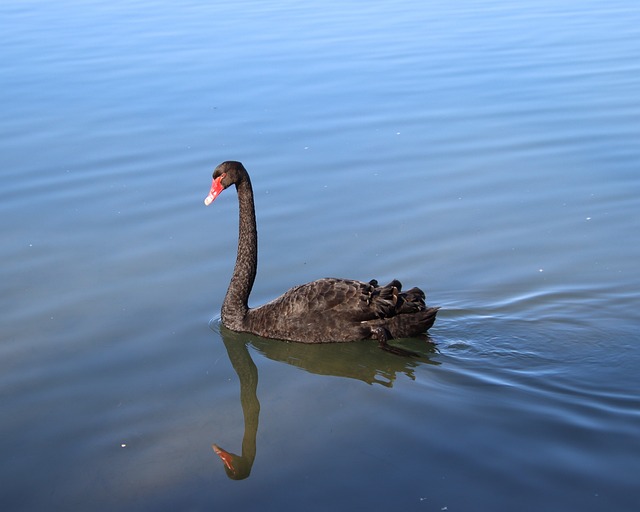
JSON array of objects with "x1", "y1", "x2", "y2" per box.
[{"x1": 2, "y1": 0, "x2": 639, "y2": 510}]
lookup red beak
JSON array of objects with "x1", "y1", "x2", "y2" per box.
[{"x1": 204, "y1": 175, "x2": 225, "y2": 206}]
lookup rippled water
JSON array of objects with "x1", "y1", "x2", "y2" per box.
[{"x1": 2, "y1": 1, "x2": 639, "y2": 511}]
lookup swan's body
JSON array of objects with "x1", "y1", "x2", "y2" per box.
[{"x1": 205, "y1": 161, "x2": 438, "y2": 353}]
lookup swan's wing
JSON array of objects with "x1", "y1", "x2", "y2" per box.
[
  {"x1": 266, "y1": 278, "x2": 375, "y2": 320},
  {"x1": 247, "y1": 277, "x2": 434, "y2": 343},
  {"x1": 264, "y1": 277, "x2": 425, "y2": 320}
]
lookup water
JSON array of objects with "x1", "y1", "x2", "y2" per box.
[{"x1": 2, "y1": 0, "x2": 639, "y2": 510}]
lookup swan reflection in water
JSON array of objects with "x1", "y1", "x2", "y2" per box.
[{"x1": 212, "y1": 322, "x2": 439, "y2": 480}]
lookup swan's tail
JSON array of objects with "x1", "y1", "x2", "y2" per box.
[{"x1": 387, "y1": 306, "x2": 439, "y2": 338}]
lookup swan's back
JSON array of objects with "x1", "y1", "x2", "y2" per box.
[{"x1": 245, "y1": 278, "x2": 438, "y2": 343}]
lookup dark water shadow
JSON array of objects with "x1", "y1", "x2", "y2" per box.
[{"x1": 212, "y1": 323, "x2": 439, "y2": 479}]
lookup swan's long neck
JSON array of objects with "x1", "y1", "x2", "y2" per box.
[{"x1": 221, "y1": 177, "x2": 257, "y2": 330}]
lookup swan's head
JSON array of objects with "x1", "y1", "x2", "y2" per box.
[{"x1": 204, "y1": 161, "x2": 247, "y2": 206}]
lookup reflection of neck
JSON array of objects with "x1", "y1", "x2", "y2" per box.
[
  {"x1": 215, "y1": 332, "x2": 260, "y2": 480},
  {"x1": 237, "y1": 340, "x2": 259, "y2": 468}
]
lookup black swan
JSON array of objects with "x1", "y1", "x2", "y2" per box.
[{"x1": 204, "y1": 161, "x2": 439, "y2": 355}]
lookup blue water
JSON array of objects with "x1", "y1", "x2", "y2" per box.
[{"x1": 1, "y1": 1, "x2": 639, "y2": 511}]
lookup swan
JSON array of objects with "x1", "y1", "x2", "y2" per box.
[{"x1": 205, "y1": 161, "x2": 438, "y2": 355}]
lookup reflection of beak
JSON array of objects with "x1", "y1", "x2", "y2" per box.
[{"x1": 212, "y1": 444, "x2": 236, "y2": 473}]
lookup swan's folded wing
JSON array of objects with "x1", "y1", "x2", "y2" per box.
[{"x1": 272, "y1": 278, "x2": 376, "y2": 320}]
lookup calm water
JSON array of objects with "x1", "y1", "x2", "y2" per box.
[{"x1": 2, "y1": 0, "x2": 639, "y2": 510}]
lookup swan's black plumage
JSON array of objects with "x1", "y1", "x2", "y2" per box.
[{"x1": 205, "y1": 161, "x2": 438, "y2": 353}]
